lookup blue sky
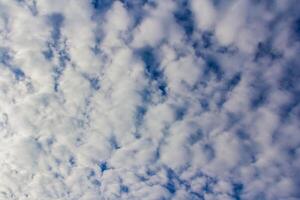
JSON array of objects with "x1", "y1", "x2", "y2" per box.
[{"x1": 0, "y1": 0, "x2": 299, "y2": 199}]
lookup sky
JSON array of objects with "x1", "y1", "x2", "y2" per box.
[{"x1": 0, "y1": 0, "x2": 300, "y2": 199}]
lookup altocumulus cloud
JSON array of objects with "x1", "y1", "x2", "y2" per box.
[{"x1": 0, "y1": 0, "x2": 300, "y2": 199}]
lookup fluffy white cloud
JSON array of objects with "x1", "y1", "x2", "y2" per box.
[{"x1": 191, "y1": 0, "x2": 216, "y2": 30}]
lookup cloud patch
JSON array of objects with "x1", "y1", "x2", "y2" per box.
[{"x1": 0, "y1": 0, "x2": 299, "y2": 199}]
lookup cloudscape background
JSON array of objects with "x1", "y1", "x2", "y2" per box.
[{"x1": 0, "y1": 0, "x2": 300, "y2": 199}]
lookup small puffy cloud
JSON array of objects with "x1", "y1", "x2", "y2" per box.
[
  {"x1": 215, "y1": 0, "x2": 249, "y2": 46},
  {"x1": 191, "y1": 0, "x2": 217, "y2": 30},
  {"x1": 131, "y1": 1, "x2": 177, "y2": 48}
]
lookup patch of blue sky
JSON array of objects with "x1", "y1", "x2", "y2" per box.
[
  {"x1": 89, "y1": 77, "x2": 101, "y2": 90},
  {"x1": 58, "y1": 47, "x2": 70, "y2": 67},
  {"x1": 43, "y1": 43, "x2": 54, "y2": 61},
  {"x1": 201, "y1": 31, "x2": 213, "y2": 49},
  {"x1": 189, "y1": 192, "x2": 205, "y2": 200},
  {"x1": 279, "y1": 91, "x2": 300, "y2": 121},
  {"x1": 188, "y1": 129, "x2": 203, "y2": 145},
  {"x1": 201, "y1": 176, "x2": 217, "y2": 195},
  {"x1": 174, "y1": 106, "x2": 187, "y2": 121},
  {"x1": 250, "y1": 88, "x2": 269, "y2": 109},
  {"x1": 91, "y1": 37, "x2": 102, "y2": 55},
  {"x1": 199, "y1": 98, "x2": 209, "y2": 111},
  {"x1": 226, "y1": 112, "x2": 243, "y2": 129},
  {"x1": 293, "y1": 17, "x2": 300, "y2": 40},
  {"x1": 226, "y1": 72, "x2": 241, "y2": 91},
  {"x1": 0, "y1": 48, "x2": 11, "y2": 65},
  {"x1": 164, "y1": 167, "x2": 194, "y2": 196},
  {"x1": 120, "y1": 0, "x2": 150, "y2": 26},
  {"x1": 254, "y1": 41, "x2": 282, "y2": 61},
  {"x1": 68, "y1": 156, "x2": 76, "y2": 167},
  {"x1": 164, "y1": 168, "x2": 177, "y2": 195},
  {"x1": 146, "y1": 168, "x2": 156, "y2": 177},
  {"x1": 133, "y1": 106, "x2": 147, "y2": 138},
  {"x1": 173, "y1": 0, "x2": 194, "y2": 40},
  {"x1": 249, "y1": 75, "x2": 270, "y2": 109},
  {"x1": 0, "y1": 48, "x2": 25, "y2": 80},
  {"x1": 16, "y1": 0, "x2": 38, "y2": 16},
  {"x1": 138, "y1": 47, "x2": 168, "y2": 97},
  {"x1": 192, "y1": 32, "x2": 213, "y2": 57},
  {"x1": 53, "y1": 66, "x2": 63, "y2": 92},
  {"x1": 235, "y1": 129, "x2": 250, "y2": 140},
  {"x1": 99, "y1": 161, "x2": 108, "y2": 173},
  {"x1": 232, "y1": 182, "x2": 244, "y2": 200},
  {"x1": 86, "y1": 167, "x2": 101, "y2": 187},
  {"x1": 82, "y1": 74, "x2": 101, "y2": 91},
  {"x1": 48, "y1": 13, "x2": 64, "y2": 44},
  {"x1": 46, "y1": 13, "x2": 71, "y2": 92},
  {"x1": 91, "y1": 0, "x2": 114, "y2": 14},
  {"x1": 120, "y1": 185, "x2": 129, "y2": 193},
  {"x1": 203, "y1": 144, "x2": 215, "y2": 161},
  {"x1": 139, "y1": 47, "x2": 160, "y2": 80},
  {"x1": 216, "y1": 45, "x2": 237, "y2": 55},
  {"x1": 280, "y1": 62, "x2": 300, "y2": 93},
  {"x1": 212, "y1": 72, "x2": 242, "y2": 109},
  {"x1": 11, "y1": 67, "x2": 25, "y2": 80},
  {"x1": 204, "y1": 56, "x2": 223, "y2": 80}
]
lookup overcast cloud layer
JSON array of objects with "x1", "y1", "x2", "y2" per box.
[{"x1": 0, "y1": 0, "x2": 300, "y2": 199}]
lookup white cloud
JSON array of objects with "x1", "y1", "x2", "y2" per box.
[
  {"x1": 215, "y1": 0, "x2": 249, "y2": 46},
  {"x1": 131, "y1": 1, "x2": 177, "y2": 48},
  {"x1": 191, "y1": 0, "x2": 217, "y2": 30}
]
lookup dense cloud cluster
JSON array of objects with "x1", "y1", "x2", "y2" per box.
[{"x1": 0, "y1": 0, "x2": 300, "y2": 199}]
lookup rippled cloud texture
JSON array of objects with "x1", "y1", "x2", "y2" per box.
[{"x1": 0, "y1": 0, "x2": 300, "y2": 199}]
